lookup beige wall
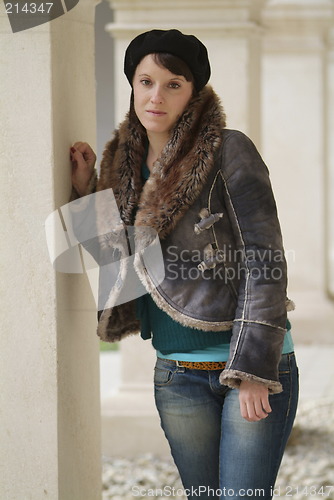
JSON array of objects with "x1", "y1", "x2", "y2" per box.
[
  {"x1": 260, "y1": 0, "x2": 334, "y2": 340},
  {"x1": 0, "y1": 1, "x2": 102, "y2": 498}
]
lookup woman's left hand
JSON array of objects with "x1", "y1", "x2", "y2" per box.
[{"x1": 238, "y1": 380, "x2": 272, "y2": 422}]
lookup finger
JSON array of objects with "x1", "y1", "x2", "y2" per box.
[
  {"x1": 73, "y1": 146, "x2": 96, "y2": 171},
  {"x1": 70, "y1": 146, "x2": 77, "y2": 160},
  {"x1": 72, "y1": 141, "x2": 86, "y2": 151},
  {"x1": 70, "y1": 145, "x2": 80, "y2": 159},
  {"x1": 239, "y1": 400, "x2": 249, "y2": 420},
  {"x1": 70, "y1": 148, "x2": 89, "y2": 171},
  {"x1": 247, "y1": 400, "x2": 263, "y2": 422},
  {"x1": 261, "y1": 396, "x2": 272, "y2": 415},
  {"x1": 70, "y1": 143, "x2": 87, "y2": 161},
  {"x1": 72, "y1": 142, "x2": 95, "y2": 159},
  {"x1": 245, "y1": 405, "x2": 261, "y2": 422},
  {"x1": 70, "y1": 152, "x2": 81, "y2": 170},
  {"x1": 240, "y1": 399, "x2": 260, "y2": 422},
  {"x1": 254, "y1": 398, "x2": 269, "y2": 420},
  {"x1": 239, "y1": 393, "x2": 252, "y2": 420},
  {"x1": 238, "y1": 381, "x2": 271, "y2": 422},
  {"x1": 240, "y1": 394, "x2": 269, "y2": 422}
]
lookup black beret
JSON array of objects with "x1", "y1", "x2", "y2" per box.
[{"x1": 124, "y1": 29, "x2": 211, "y2": 92}]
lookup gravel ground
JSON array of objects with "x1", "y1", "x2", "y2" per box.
[{"x1": 102, "y1": 398, "x2": 334, "y2": 499}]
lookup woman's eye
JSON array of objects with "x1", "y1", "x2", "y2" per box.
[
  {"x1": 169, "y1": 82, "x2": 181, "y2": 89},
  {"x1": 141, "y1": 79, "x2": 151, "y2": 86}
]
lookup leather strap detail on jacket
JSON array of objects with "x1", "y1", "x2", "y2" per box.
[
  {"x1": 194, "y1": 209, "x2": 224, "y2": 234},
  {"x1": 198, "y1": 243, "x2": 225, "y2": 272}
]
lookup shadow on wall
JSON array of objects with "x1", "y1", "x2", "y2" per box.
[{"x1": 95, "y1": 0, "x2": 115, "y2": 167}]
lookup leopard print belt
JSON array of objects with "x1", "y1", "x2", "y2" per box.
[{"x1": 161, "y1": 359, "x2": 227, "y2": 371}]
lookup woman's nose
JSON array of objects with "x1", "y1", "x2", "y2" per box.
[{"x1": 150, "y1": 86, "x2": 164, "y2": 104}]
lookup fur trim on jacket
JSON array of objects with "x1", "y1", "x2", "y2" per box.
[{"x1": 98, "y1": 86, "x2": 226, "y2": 236}]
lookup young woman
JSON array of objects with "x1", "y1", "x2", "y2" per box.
[{"x1": 70, "y1": 29, "x2": 298, "y2": 500}]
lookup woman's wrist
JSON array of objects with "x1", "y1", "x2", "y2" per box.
[{"x1": 72, "y1": 169, "x2": 97, "y2": 197}]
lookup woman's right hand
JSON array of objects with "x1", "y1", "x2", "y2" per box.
[
  {"x1": 238, "y1": 380, "x2": 272, "y2": 422},
  {"x1": 70, "y1": 141, "x2": 97, "y2": 196}
]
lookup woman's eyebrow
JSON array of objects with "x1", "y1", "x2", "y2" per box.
[{"x1": 138, "y1": 73, "x2": 185, "y2": 81}]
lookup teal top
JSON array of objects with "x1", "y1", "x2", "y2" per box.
[
  {"x1": 137, "y1": 293, "x2": 233, "y2": 354},
  {"x1": 138, "y1": 159, "x2": 294, "y2": 361},
  {"x1": 137, "y1": 293, "x2": 294, "y2": 361}
]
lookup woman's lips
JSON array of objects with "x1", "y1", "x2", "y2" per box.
[{"x1": 146, "y1": 110, "x2": 167, "y2": 116}]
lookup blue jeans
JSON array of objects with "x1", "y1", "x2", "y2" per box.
[{"x1": 154, "y1": 353, "x2": 299, "y2": 500}]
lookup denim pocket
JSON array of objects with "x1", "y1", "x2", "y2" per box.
[
  {"x1": 269, "y1": 353, "x2": 299, "y2": 423},
  {"x1": 278, "y1": 352, "x2": 297, "y2": 375},
  {"x1": 154, "y1": 366, "x2": 175, "y2": 386}
]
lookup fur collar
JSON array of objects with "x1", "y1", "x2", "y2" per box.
[{"x1": 98, "y1": 85, "x2": 226, "y2": 239}]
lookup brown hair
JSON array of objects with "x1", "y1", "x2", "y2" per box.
[{"x1": 152, "y1": 52, "x2": 195, "y2": 87}]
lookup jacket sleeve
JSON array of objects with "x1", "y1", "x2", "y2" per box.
[
  {"x1": 68, "y1": 167, "x2": 140, "y2": 342},
  {"x1": 67, "y1": 170, "x2": 105, "y2": 264},
  {"x1": 219, "y1": 130, "x2": 288, "y2": 394}
]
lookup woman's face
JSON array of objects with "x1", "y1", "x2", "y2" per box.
[{"x1": 133, "y1": 54, "x2": 193, "y2": 141}]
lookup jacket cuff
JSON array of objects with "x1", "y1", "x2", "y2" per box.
[
  {"x1": 219, "y1": 368, "x2": 283, "y2": 394},
  {"x1": 97, "y1": 301, "x2": 140, "y2": 343}
]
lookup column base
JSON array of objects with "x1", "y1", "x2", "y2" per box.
[{"x1": 101, "y1": 387, "x2": 170, "y2": 457}]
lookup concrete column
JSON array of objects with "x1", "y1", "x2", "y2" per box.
[
  {"x1": 101, "y1": 334, "x2": 170, "y2": 457},
  {"x1": 100, "y1": 0, "x2": 267, "y2": 458},
  {"x1": 0, "y1": 1, "x2": 102, "y2": 499},
  {"x1": 326, "y1": 26, "x2": 334, "y2": 298},
  {"x1": 261, "y1": 0, "x2": 334, "y2": 341}
]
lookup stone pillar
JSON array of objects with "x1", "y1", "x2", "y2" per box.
[
  {"x1": 0, "y1": 1, "x2": 102, "y2": 499},
  {"x1": 326, "y1": 26, "x2": 334, "y2": 298},
  {"x1": 100, "y1": 0, "x2": 267, "y2": 458},
  {"x1": 261, "y1": 0, "x2": 334, "y2": 341}
]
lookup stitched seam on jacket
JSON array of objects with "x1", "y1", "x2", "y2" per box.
[
  {"x1": 233, "y1": 319, "x2": 286, "y2": 332},
  {"x1": 218, "y1": 171, "x2": 239, "y2": 300},
  {"x1": 220, "y1": 169, "x2": 250, "y2": 368},
  {"x1": 208, "y1": 170, "x2": 222, "y2": 249}
]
